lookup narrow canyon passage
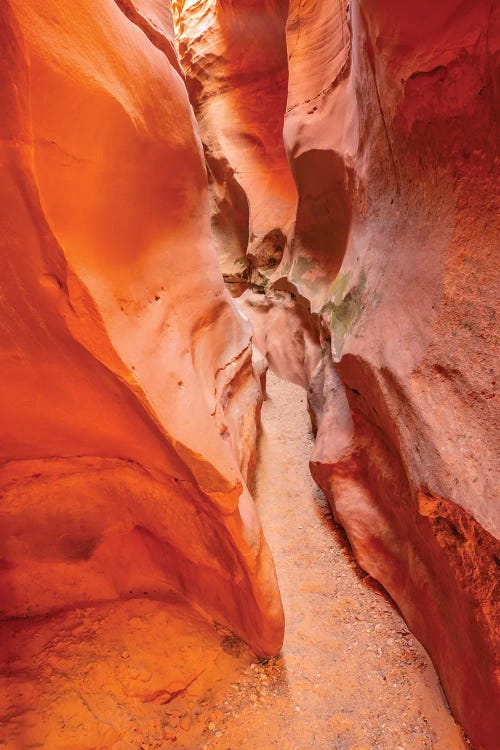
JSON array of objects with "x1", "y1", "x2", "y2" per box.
[
  {"x1": 215, "y1": 371, "x2": 468, "y2": 750},
  {"x1": 1, "y1": 2, "x2": 497, "y2": 749},
  {"x1": 0, "y1": 371, "x2": 470, "y2": 750}
]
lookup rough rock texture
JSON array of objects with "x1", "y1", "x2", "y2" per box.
[
  {"x1": 177, "y1": 0, "x2": 500, "y2": 747},
  {"x1": 0, "y1": 596, "x2": 258, "y2": 749},
  {"x1": 0, "y1": 0, "x2": 283, "y2": 657},
  {"x1": 173, "y1": 0, "x2": 296, "y2": 284}
]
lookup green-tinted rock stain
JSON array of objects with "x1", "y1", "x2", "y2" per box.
[{"x1": 321, "y1": 269, "x2": 367, "y2": 359}]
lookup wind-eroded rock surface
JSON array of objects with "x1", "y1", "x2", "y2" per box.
[
  {"x1": 177, "y1": 1, "x2": 500, "y2": 748},
  {"x1": 174, "y1": 0, "x2": 296, "y2": 284},
  {"x1": 0, "y1": 0, "x2": 283, "y2": 657},
  {"x1": 303, "y1": 3, "x2": 499, "y2": 748},
  {"x1": 286, "y1": 4, "x2": 500, "y2": 748}
]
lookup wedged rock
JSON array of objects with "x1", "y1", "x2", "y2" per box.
[
  {"x1": 237, "y1": 289, "x2": 322, "y2": 390},
  {"x1": 0, "y1": 0, "x2": 283, "y2": 656}
]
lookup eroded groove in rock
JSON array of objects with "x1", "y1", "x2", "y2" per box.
[
  {"x1": 173, "y1": 0, "x2": 297, "y2": 286},
  {"x1": 112, "y1": 0, "x2": 185, "y2": 77}
]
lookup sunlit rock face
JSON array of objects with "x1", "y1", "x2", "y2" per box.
[
  {"x1": 173, "y1": 0, "x2": 296, "y2": 285},
  {"x1": 176, "y1": 0, "x2": 499, "y2": 746},
  {"x1": 0, "y1": 0, "x2": 284, "y2": 657},
  {"x1": 287, "y1": 2, "x2": 500, "y2": 748}
]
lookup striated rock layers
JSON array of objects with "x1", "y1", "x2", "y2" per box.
[
  {"x1": 0, "y1": 0, "x2": 284, "y2": 657},
  {"x1": 177, "y1": 1, "x2": 500, "y2": 748}
]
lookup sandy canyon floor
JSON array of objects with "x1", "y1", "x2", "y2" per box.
[{"x1": 0, "y1": 373, "x2": 468, "y2": 750}]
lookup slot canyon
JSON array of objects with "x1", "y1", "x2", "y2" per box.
[{"x1": 0, "y1": 0, "x2": 498, "y2": 748}]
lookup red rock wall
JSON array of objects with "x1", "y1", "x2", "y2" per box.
[
  {"x1": 3, "y1": 0, "x2": 498, "y2": 744},
  {"x1": 0, "y1": 0, "x2": 284, "y2": 657},
  {"x1": 174, "y1": 0, "x2": 296, "y2": 284},
  {"x1": 176, "y1": 0, "x2": 500, "y2": 747},
  {"x1": 289, "y1": 2, "x2": 500, "y2": 748}
]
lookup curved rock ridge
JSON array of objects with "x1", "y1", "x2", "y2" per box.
[
  {"x1": 173, "y1": 0, "x2": 297, "y2": 284},
  {"x1": 176, "y1": 0, "x2": 500, "y2": 747},
  {"x1": 0, "y1": 0, "x2": 284, "y2": 657}
]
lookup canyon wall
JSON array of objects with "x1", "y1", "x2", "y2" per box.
[
  {"x1": 292, "y1": 5, "x2": 500, "y2": 749},
  {"x1": 0, "y1": 0, "x2": 284, "y2": 657},
  {"x1": 174, "y1": 0, "x2": 296, "y2": 286},
  {"x1": 175, "y1": 1, "x2": 500, "y2": 748},
  {"x1": 1, "y1": 0, "x2": 498, "y2": 746}
]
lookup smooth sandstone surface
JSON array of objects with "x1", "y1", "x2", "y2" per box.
[
  {"x1": 289, "y1": 2, "x2": 500, "y2": 748},
  {"x1": 176, "y1": 1, "x2": 500, "y2": 748},
  {"x1": 1, "y1": 1, "x2": 498, "y2": 749},
  {"x1": 174, "y1": 0, "x2": 296, "y2": 280},
  {"x1": 0, "y1": 0, "x2": 283, "y2": 656}
]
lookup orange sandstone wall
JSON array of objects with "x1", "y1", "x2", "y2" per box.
[
  {"x1": 0, "y1": 0, "x2": 283, "y2": 656},
  {"x1": 174, "y1": 0, "x2": 296, "y2": 283},
  {"x1": 176, "y1": 0, "x2": 500, "y2": 747}
]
